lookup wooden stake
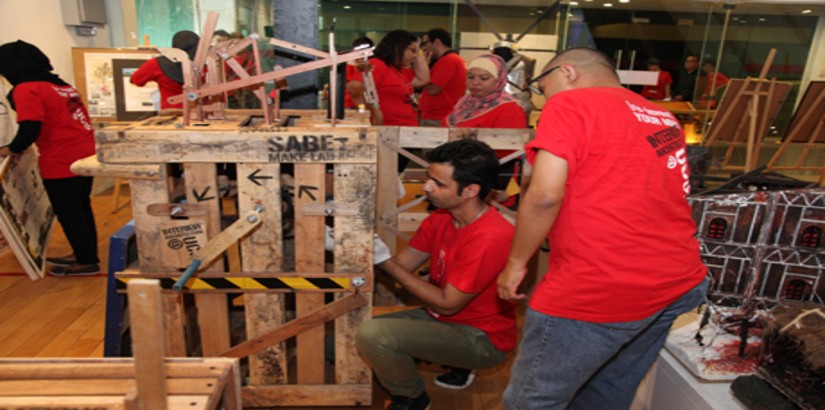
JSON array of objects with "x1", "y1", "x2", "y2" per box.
[{"x1": 128, "y1": 279, "x2": 168, "y2": 410}]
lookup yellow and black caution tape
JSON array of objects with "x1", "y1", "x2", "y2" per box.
[{"x1": 117, "y1": 276, "x2": 354, "y2": 291}]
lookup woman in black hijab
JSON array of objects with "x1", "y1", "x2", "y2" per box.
[{"x1": 0, "y1": 40, "x2": 100, "y2": 276}]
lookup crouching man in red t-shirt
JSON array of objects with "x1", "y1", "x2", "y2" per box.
[{"x1": 357, "y1": 139, "x2": 517, "y2": 410}]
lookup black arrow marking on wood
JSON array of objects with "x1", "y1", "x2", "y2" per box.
[
  {"x1": 298, "y1": 185, "x2": 318, "y2": 201},
  {"x1": 192, "y1": 186, "x2": 216, "y2": 202},
  {"x1": 247, "y1": 169, "x2": 274, "y2": 186}
]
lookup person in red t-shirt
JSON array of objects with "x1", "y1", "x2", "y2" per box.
[
  {"x1": 0, "y1": 40, "x2": 99, "y2": 276},
  {"x1": 640, "y1": 57, "x2": 672, "y2": 100},
  {"x1": 130, "y1": 30, "x2": 200, "y2": 110},
  {"x1": 498, "y1": 48, "x2": 708, "y2": 410},
  {"x1": 698, "y1": 59, "x2": 729, "y2": 109},
  {"x1": 443, "y1": 54, "x2": 526, "y2": 204},
  {"x1": 419, "y1": 28, "x2": 467, "y2": 126},
  {"x1": 357, "y1": 139, "x2": 516, "y2": 410},
  {"x1": 347, "y1": 30, "x2": 429, "y2": 126}
]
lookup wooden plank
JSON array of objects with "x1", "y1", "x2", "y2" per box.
[
  {"x1": 0, "y1": 378, "x2": 221, "y2": 395},
  {"x1": 375, "y1": 127, "x2": 403, "y2": 306},
  {"x1": 333, "y1": 164, "x2": 374, "y2": 387},
  {"x1": 96, "y1": 128, "x2": 378, "y2": 164},
  {"x1": 236, "y1": 163, "x2": 287, "y2": 386},
  {"x1": 0, "y1": 395, "x2": 212, "y2": 409},
  {"x1": 0, "y1": 358, "x2": 237, "y2": 379},
  {"x1": 242, "y1": 384, "x2": 372, "y2": 407},
  {"x1": 127, "y1": 279, "x2": 167, "y2": 410},
  {"x1": 129, "y1": 170, "x2": 186, "y2": 356},
  {"x1": 70, "y1": 155, "x2": 162, "y2": 180},
  {"x1": 294, "y1": 163, "x2": 326, "y2": 384},
  {"x1": 185, "y1": 164, "x2": 231, "y2": 356},
  {"x1": 220, "y1": 293, "x2": 368, "y2": 359},
  {"x1": 397, "y1": 126, "x2": 532, "y2": 150}
]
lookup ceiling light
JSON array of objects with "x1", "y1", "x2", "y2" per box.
[
  {"x1": 618, "y1": 0, "x2": 630, "y2": 3},
  {"x1": 603, "y1": 3, "x2": 613, "y2": 7},
  {"x1": 570, "y1": 1, "x2": 579, "y2": 5},
  {"x1": 343, "y1": 5, "x2": 351, "y2": 9},
  {"x1": 758, "y1": 18, "x2": 766, "y2": 22},
  {"x1": 801, "y1": 9, "x2": 811, "y2": 14}
]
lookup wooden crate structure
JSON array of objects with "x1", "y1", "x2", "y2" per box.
[{"x1": 80, "y1": 109, "x2": 376, "y2": 407}]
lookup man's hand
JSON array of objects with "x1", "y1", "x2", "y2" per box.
[
  {"x1": 497, "y1": 264, "x2": 528, "y2": 302},
  {"x1": 374, "y1": 234, "x2": 391, "y2": 265}
]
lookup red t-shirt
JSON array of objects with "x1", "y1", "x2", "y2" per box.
[
  {"x1": 525, "y1": 87, "x2": 706, "y2": 323},
  {"x1": 419, "y1": 52, "x2": 467, "y2": 121},
  {"x1": 12, "y1": 82, "x2": 96, "y2": 179},
  {"x1": 408, "y1": 207, "x2": 518, "y2": 352},
  {"x1": 130, "y1": 58, "x2": 183, "y2": 109},
  {"x1": 441, "y1": 101, "x2": 526, "y2": 128},
  {"x1": 351, "y1": 58, "x2": 417, "y2": 126},
  {"x1": 641, "y1": 70, "x2": 672, "y2": 100}
]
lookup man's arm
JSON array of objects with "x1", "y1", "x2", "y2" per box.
[
  {"x1": 497, "y1": 149, "x2": 568, "y2": 301},
  {"x1": 378, "y1": 247, "x2": 476, "y2": 316}
]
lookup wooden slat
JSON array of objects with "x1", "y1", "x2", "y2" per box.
[
  {"x1": 185, "y1": 163, "x2": 231, "y2": 356},
  {"x1": 128, "y1": 279, "x2": 167, "y2": 410},
  {"x1": 0, "y1": 395, "x2": 212, "y2": 409},
  {"x1": 375, "y1": 128, "x2": 403, "y2": 306},
  {"x1": 128, "y1": 174, "x2": 186, "y2": 356},
  {"x1": 242, "y1": 384, "x2": 372, "y2": 407},
  {"x1": 70, "y1": 155, "x2": 162, "y2": 180},
  {"x1": 0, "y1": 378, "x2": 221, "y2": 395},
  {"x1": 294, "y1": 163, "x2": 326, "y2": 384},
  {"x1": 0, "y1": 358, "x2": 236, "y2": 379},
  {"x1": 220, "y1": 293, "x2": 368, "y2": 359},
  {"x1": 236, "y1": 163, "x2": 288, "y2": 386},
  {"x1": 333, "y1": 164, "x2": 374, "y2": 387},
  {"x1": 96, "y1": 128, "x2": 378, "y2": 164}
]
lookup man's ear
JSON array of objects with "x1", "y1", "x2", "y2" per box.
[{"x1": 461, "y1": 183, "x2": 481, "y2": 199}]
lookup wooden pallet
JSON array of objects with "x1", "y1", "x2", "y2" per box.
[{"x1": 78, "y1": 110, "x2": 375, "y2": 407}]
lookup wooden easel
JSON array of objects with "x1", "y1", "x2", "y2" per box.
[
  {"x1": 703, "y1": 49, "x2": 792, "y2": 172},
  {"x1": 766, "y1": 81, "x2": 825, "y2": 184}
]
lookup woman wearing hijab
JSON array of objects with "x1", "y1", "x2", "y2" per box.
[
  {"x1": 444, "y1": 54, "x2": 526, "y2": 204},
  {"x1": 130, "y1": 30, "x2": 200, "y2": 109},
  {"x1": 443, "y1": 54, "x2": 526, "y2": 128},
  {"x1": 0, "y1": 40, "x2": 99, "y2": 276}
]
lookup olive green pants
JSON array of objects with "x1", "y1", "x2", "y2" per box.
[{"x1": 356, "y1": 308, "x2": 506, "y2": 398}]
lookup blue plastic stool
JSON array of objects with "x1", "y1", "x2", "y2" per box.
[{"x1": 104, "y1": 220, "x2": 137, "y2": 357}]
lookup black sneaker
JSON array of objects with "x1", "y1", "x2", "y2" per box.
[
  {"x1": 434, "y1": 367, "x2": 474, "y2": 390},
  {"x1": 48, "y1": 264, "x2": 101, "y2": 277},
  {"x1": 386, "y1": 392, "x2": 430, "y2": 410},
  {"x1": 46, "y1": 256, "x2": 77, "y2": 266}
]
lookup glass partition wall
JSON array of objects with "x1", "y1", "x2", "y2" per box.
[{"x1": 134, "y1": 0, "x2": 823, "y2": 141}]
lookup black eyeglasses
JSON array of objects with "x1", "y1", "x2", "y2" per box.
[{"x1": 528, "y1": 65, "x2": 561, "y2": 95}]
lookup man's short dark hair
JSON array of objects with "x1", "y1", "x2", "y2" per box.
[
  {"x1": 425, "y1": 28, "x2": 452, "y2": 48},
  {"x1": 426, "y1": 139, "x2": 498, "y2": 200}
]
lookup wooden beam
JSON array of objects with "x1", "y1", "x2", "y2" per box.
[
  {"x1": 220, "y1": 293, "x2": 367, "y2": 359},
  {"x1": 128, "y1": 279, "x2": 168, "y2": 410},
  {"x1": 242, "y1": 384, "x2": 372, "y2": 407}
]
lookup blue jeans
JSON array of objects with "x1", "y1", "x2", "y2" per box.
[{"x1": 503, "y1": 277, "x2": 709, "y2": 410}]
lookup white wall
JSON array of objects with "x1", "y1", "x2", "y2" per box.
[{"x1": 0, "y1": 0, "x2": 115, "y2": 84}]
